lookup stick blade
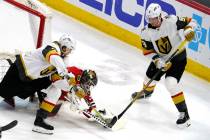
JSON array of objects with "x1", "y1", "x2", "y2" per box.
[
  {"x1": 1, "y1": 120, "x2": 18, "y2": 131},
  {"x1": 109, "y1": 116, "x2": 118, "y2": 127},
  {"x1": 108, "y1": 116, "x2": 127, "y2": 131},
  {"x1": 111, "y1": 117, "x2": 127, "y2": 131}
]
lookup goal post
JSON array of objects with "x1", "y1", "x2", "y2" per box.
[
  {"x1": 4, "y1": 0, "x2": 52, "y2": 49},
  {"x1": 0, "y1": 0, "x2": 52, "y2": 83}
]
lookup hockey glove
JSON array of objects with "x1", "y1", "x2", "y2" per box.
[
  {"x1": 153, "y1": 57, "x2": 172, "y2": 71},
  {"x1": 67, "y1": 85, "x2": 88, "y2": 112},
  {"x1": 71, "y1": 85, "x2": 86, "y2": 99},
  {"x1": 184, "y1": 26, "x2": 195, "y2": 41},
  {"x1": 51, "y1": 71, "x2": 76, "y2": 86},
  {"x1": 66, "y1": 92, "x2": 81, "y2": 112},
  {"x1": 63, "y1": 72, "x2": 76, "y2": 85}
]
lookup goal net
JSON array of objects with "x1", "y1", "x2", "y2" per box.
[
  {"x1": 0, "y1": 0, "x2": 52, "y2": 81},
  {"x1": 1, "y1": 0, "x2": 52, "y2": 51},
  {"x1": 0, "y1": 53, "x2": 15, "y2": 82}
]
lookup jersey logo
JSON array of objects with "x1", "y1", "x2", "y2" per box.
[
  {"x1": 141, "y1": 40, "x2": 147, "y2": 49},
  {"x1": 155, "y1": 36, "x2": 172, "y2": 54},
  {"x1": 77, "y1": 75, "x2": 81, "y2": 82},
  {"x1": 178, "y1": 17, "x2": 186, "y2": 22}
]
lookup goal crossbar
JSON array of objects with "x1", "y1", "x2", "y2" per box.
[{"x1": 4, "y1": 0, "x2": 46, "y2": 49}]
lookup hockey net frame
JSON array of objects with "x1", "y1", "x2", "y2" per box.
[
  {"x1": 1, "y1": 0, "x2": 49, "y2": 81},
  {"x1": 4, "y1": 0, "x2": 46, "y2": 49}
]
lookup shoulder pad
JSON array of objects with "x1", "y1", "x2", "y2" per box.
[
  {"x1": 51, "y1": 42, "x2": 61, "y2": 55},
  {"x1": 140, "y1": 26, "x2": 151, "y2": 41}
]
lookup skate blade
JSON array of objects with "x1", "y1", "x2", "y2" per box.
[
  {"x1": 111, "y1": 117, "x2": 127, "y2": 131},
  {"x1": 177, "y1": 120, "x2": 191, "y2": 129},
  {"x1": 32, "y1": 126, "x2": 53, "y2": 135}
]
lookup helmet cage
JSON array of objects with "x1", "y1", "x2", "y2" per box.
[{"x1": 80, "y1": 70, "x2": 97, "y2": 93}]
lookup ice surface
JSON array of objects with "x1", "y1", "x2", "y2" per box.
[{"x1": 0, "y1": 1, "x2": 210, "y2": 140}]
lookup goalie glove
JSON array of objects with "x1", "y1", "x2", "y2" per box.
[
  {"x1": 66, "y1": 85, "x2": 88, "y2": 112},
  {"x1": 83, "y1": 108, "x2": 114, "y2": 123},
  {"x1": 71, "y1": 85, "x2": 86, "y2": 99},
  {"x1": 66, "y1": 92, "x2": 80, "y2": 112}
]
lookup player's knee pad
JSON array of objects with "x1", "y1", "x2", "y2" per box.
[
  {"x1": 44, "y1": 85, "x2": 61, "y2": 104},
  {"x1": 40, "y1": 85, "x2": 62, "y2": 112},
  {"x1": 52, "y1": 79, "x2": 72, "y2": 91},
  {"x1": 165, "y1": 77, "x2": 181, "y2": 96}
]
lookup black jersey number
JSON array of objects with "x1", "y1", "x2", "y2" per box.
[{"x1": 40, "y1": 66, "x2": 56, "y2": 76}]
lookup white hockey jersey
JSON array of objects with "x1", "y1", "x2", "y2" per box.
[
  {"x1": 17, "y1": 42, "x2": 68, "y2": 80},
  {"x1": 141, "y1": 15, "x2": 196, "y2": 61}
]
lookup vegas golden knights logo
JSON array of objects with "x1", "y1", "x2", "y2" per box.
[{"x1": 155, "y1": 36, "x2": 172, "y2": 54}]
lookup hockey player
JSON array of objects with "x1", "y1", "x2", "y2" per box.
[
  {"x1": 131, "y1": 3, "x2": 196, "y2": 127},
  {"x1": 48, "y1": 66, "x2": 98, "y2": 117},
  {"x1": 0, "y1": 34, "x2": 76, "y2": 132},
  {"x1": 32, "y1": 66, "x2": 108, "y2": 135}
]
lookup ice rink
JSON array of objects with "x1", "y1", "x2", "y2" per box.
[{"x1": 0, "y1": 1, "x2": 210, "y2": 140}]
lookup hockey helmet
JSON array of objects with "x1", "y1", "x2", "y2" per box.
[
  {"x1": 59, "y1": 34, "x2": 76, "y2": 50},
  {"x1": 145, "y1": 3, "x2": 162, "y2": 23},
  {"x1": 80, "y1": 70, "x2": 98, "y2": 93}
]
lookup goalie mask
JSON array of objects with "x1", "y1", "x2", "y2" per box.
[{"x1": 80, "y1": 70, "x2": 98, "y2": 94}]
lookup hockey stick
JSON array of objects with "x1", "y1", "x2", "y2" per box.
[
  {"x1": 0, "y1": 120, "x2": 18, "y2": 138},
  {"x1": 64, "y1": 96, "x2": 113, "y2": 130},
  {"x1": 109, "y1": 39, "x2": 188, "y2": 127},
  {"x1": 82, "y1": 109, "x2": 112, "y2": 130}
]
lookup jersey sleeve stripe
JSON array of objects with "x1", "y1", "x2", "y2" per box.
[
  {"x1": 42, "y1": 45, "x2": 60, "y2": 62},
  {"x1": 143, "y1": 49, "x2": 155, "y2": 55},
  {"x1": 46, "y1": 52, "x2": 59, "y2": 62}
]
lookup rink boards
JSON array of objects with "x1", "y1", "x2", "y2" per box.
[{"x1": 39, "y1": 0, "x2": 210, "y2": 82}]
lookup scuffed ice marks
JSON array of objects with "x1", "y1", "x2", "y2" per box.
[{"x1": 95, "y1": 59, "x2": 139, "y2": 85}]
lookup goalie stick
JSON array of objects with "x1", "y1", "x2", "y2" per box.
[
  {"x1": 82, "y1": 109, "x2": 112, "y2": 130},
  {"x1": 64, "y1": 96, "x2": 115, "y2": 130},
  {"x1": 0, "y1": 120, "x2": 18, "y2": 138},
  {"x1": 108, "y1": 39, "x2": 188, "y2": 127}
]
